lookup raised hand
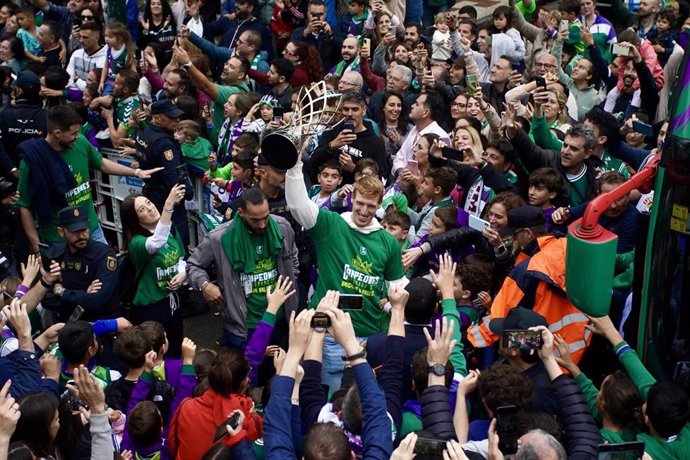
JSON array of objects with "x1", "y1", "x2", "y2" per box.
[
  {"x1": 266, "y1": 276, "x2": 297, "y2": 314},
  {"x1": 424, "y1": 316, "x2": 457, "y2": 367},
  {"x1": 288, "y1": 309, "x2": 316, "y2": 358},
  {"x1": 458, "y1": 369, "x2": 480, "y2": 396},
  {"x1": 0, "y1": 380, "x2": 20, "y2": 442},
  {"x1": 430, "y1": 252, "x2": 456, "y2": 299},
  {"x1": 66, "y1": 364, "x2": 106, "y2": 414},
  {"x1": 20, "y1": 254, "x2": 41, "y2": 285},
  {"x1": 391, "y1": 432, "x2": 417, "y2": 460},
  {"x1": 177, "y1": 338, "x2": 196, "y2": 366}
]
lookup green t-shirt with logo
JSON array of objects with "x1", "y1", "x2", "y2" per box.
[
  {"x1": 16, "y1": 136, "x2": 103, "y2": 243},
  {"x1": 116, "y1": 95, "x2": 141, "y2": 137},
  {"x1": 242, "y1": 234, "x2": 280, "y2": 330},
  {"x1": 567, "y1": 167, "x2": 590, "y2": 206},
  {"x1": 308, "y1": 210, "x2": 405, "y2": 337},
  {"x1": 601, "y1": 149, "x2": 631, "y2": 178},
  {"x1": 128, "y1": 229, "x2": 185, "y2": 307}
]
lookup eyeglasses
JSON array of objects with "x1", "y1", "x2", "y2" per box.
[
  {"x1": 534, "y1": 62, "x2": 557, "y2": 69},
  {"x1": 451, "y1": 102, "x2": 466, "y2": 108},
  {"x1": 340, "y1": 80, "x2": 358, "y2": 87},
  {"x1": 283, "y1": 48, "x2": 297, "y2": 57}
]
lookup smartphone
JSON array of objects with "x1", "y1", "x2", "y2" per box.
[
  {"x1": 38, "y1": 242, "x2": 51, "y2": 271},
  {"x1": 472, "y1": 297, "x2": 485, "y2": 308},
  {"x1": 176, "y1": 164, "x2": 189, "y2": 186},
  {"x1": 311, "y1": 312, "x2": 331, "y2": 329},
  {"x1": 68, "y1": 305, "x2": 85, "y2": 323},
  {"x1": 413, "y1": 438, "x2": 447, "y2": 457},
  {"x1": 213, "y1": 412, "x2": 242, "y2": 443},
  {"x1": 559, "y1": 20, "x2": 569, "y2": 32},
  {"x1": 535, "y1": 76, "x2": 547, "y2": 88},
  {"x1": 407, "y1": 159, "x2": 419, "y2": 175},
  {"x1": 338, "y1": 294, "x2": 364, "y2": 310},
  {"x1": 273, "y1": 106, "x2": 284, "y2": 122},
  {"x1": 632, "y1": 120, "x2": 653, "y2": 137},
  {"x1": 513, "y1": 60, "x2": 526, "y2": 74},
  {"x1": 496, "y1": 405, "x2": 518, "y2": 455},
  {"x1": 343, "y1": 120, "x2": 356, "y2": 132},
  {"x1": 624, "y1": 104, "x2": 639, "y2": 119},
  {"x1": 465, "y1": 74, "x2": 478, "y2": 96},
  {"x1": 502, "y1": 329, "x2": 544, "y2": 350},
  {"x1": 468, "y1": 214, "x2": 491, "y2": 232},
  {"x1": 597, "y1": 442, "x2": 645, "y2": 460},
  {"x1": 442, "y1": 147, "x2": 465, "y2": 162},
  {"x1": 362, "y1": 38, "x2": 371, "y2": 54},
  {"x1": 611, "y1": 43, "x2": 631, "y2": 56}
]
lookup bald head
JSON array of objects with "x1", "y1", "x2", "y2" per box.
[
  {"x1": 518, "y1": 430, "x2": 567, "y2": 460},
  {"x1": 338, "y1": 71, "x2": 364, "y2": 92},
  {"x1": 341, "y1": 36, "x2": 360, "y2": 61},
  {"x1": 532, "y1": 52, "x2": 558, "y2": 77}
]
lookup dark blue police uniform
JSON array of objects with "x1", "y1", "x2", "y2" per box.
[
  {"x1": 42, "y1": 238, "x2": 121, "y2": 323},
  {"x1": 135, "y1": 100, "x2": 194, "y2": 245}
]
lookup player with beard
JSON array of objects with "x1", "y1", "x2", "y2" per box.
[
  {"x1": 15, "y1": 106, "x2": 162, "y2": 252},
  {"x1": 99, "y1": 70, "x2": 142, "y2": 148}
]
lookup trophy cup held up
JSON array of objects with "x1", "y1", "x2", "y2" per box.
[{"x1": 261, "y1": 81, "x2": 343, "y2": 170}]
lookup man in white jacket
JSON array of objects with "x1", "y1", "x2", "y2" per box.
[{"x1": 66, "y1": 22, "x2": 106, "y2": 91}]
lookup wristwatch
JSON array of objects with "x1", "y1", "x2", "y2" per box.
[
  {"x1": 55, "y1": 286, "x2": 65, "y2": 297},
  {"x1": 428, "y1": 363, "x2": 447, "y2": 376},
  {"x1": 181, "y1": 62, "x2": 192, "y2": 71}
]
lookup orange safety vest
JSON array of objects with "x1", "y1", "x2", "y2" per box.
[{"x1": 468, "y1": 236, "x2": 591, "y2": 363}]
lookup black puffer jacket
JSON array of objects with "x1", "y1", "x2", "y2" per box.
[{"x1": 552, "y1": 374, "x2": 601, "y2": 459}]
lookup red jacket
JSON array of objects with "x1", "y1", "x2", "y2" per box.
[{"x1": 168, "y1": 390, "x2": 263, "y2": 459}]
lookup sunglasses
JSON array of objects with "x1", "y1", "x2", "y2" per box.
[{"x1": 80, "y1": 14, "x2": 95, "y2": 20}]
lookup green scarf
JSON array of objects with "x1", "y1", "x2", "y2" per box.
[{"x1": 221, "y1": 214, "x2": 284, "y2": 273}]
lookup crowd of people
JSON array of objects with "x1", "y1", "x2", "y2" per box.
[{"x1": 0, "y1": 0, "x2": 689, "y2": 457}]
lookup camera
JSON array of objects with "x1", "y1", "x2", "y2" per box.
[
  {"x1": 311, "y1": 312, "x2": 331, "y2": 330},
  {"x1": 0, "y1": 177, "x2": 16, "y2": 198}
]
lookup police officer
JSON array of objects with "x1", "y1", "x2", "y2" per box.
[
  {"x1": 136, "y1": 99, "x2": 194, "y2": 245},
  {"x1": 0, "y1": 71, "x2": 47, "y2": 180},
  {"x1": 42, "y1": 205, "x2": 121, "y2": 323}
]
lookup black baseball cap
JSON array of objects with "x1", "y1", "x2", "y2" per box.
[
  {"x1": 58, "y1": 205, "x2": 89, "y2": 232},
  {"x1": 14, "y1": 71, "x2": 40, "y2": 94},
  {"x1": 151, "y1": 99, "x2": 184, "y2": 118},
  {"x1": 498, "y1": 206, "x2": 545, "y2": 237},
  {"x1": 488, "y1": 307, "x2": 548, "y2": 334}
]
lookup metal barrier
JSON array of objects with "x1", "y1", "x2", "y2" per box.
[{"x1": 93, "y1": 148, "x2": 210, "y2": 253}]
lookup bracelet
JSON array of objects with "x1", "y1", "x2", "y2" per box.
[
  {"x1": 40, "y1": 278, "x2": 53, "y2": 289},
  {"x1": 341, "y1": 347, "x2": 367, "y2": 362},
  {"x1": 134, "y1": 168, "x2": 142, "y2": 178},
  {"x1": 200, "y1": 281, "x2": 210, "y2": 291},
  {"x1": 163, "y1": 207, "x2": 174, "y2": 213},
  {"x1": 15, "y1": 285, "x2": 29, "y2": 296}
]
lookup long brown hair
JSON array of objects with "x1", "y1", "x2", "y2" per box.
[
  {"x1": 105, "y1": 21, "x2": 136, "y2": 70},
  {"x1": 292, "y1": 41, "x2": 323, "y2": 83}
]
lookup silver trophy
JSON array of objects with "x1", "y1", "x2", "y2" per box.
[{"x1": 261, "y1": 81, "x2": 343, "y2": 170}]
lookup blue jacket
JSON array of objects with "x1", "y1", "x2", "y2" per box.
[
  {"x1": 0, "y1": 347, "x2": 59, "y2": 400},
  {"x1": 203, "y1": 16, "x2": 272, "y2": 59},
  {"x1": 267, "y1": 363, "x2": 392, "y2": 459}
]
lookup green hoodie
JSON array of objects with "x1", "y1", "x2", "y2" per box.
[{"x1": 181, "y1": 137, "x2": 214, "y2": 172}]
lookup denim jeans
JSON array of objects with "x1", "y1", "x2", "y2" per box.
[
  {"x1": 321, "y1": 334, "x2": 366, "y2": 394},
  {"x1": 222, "y1": 329, "x2": 249, "y2": 350}
]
